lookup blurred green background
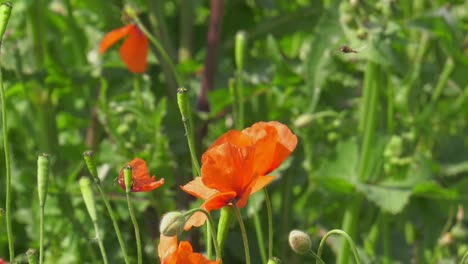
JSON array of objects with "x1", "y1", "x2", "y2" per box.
[{"x1": 0, "y1": 0, "x2": 467, "y2": 263}]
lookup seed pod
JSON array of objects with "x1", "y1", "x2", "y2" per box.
[
  {"x1": 37, "y1": 154, "x2": 50, "y2": 207},
  {"x1": 289, "y1": 230, "x2": 312, "y2": 255},
  {"x1": 79, "y1": 177, "x2": 98, "y2": 223}
]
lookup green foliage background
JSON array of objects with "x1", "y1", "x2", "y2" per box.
[{"x1": 0, "y1": 0, "x2": 467, "y2": 263}]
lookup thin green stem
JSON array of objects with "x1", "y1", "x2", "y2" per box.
[
  {"x1": 96, "y1": 184, "x2": 130, "y2": 264},
  {"x1": 252, "y1": 214, "x2": 267, "y2": 263},
  {"x1": 39, "y1": 206, "x2": 44, "y2": 264},
  {"x1": 126, "y1": 192, "x2": 142, "y2": 264},
  {"x1": 235, "y1": 71, "x2": 244, "y2": 129},
  {"x1": 128, "y1": 12, "x2": 182, "y2": 87},
  {"x1": 317, "y1": 229, "x2": 361, "y2": 264},
  {"x1": 308, "y1": 250, "x2": 325, "y2": 264},
  {"x1": 382, "y1": 215, "x2": 390, "y2": 264},
  {"x1": 0, "y1": 3, "x2": 14, "y2": 261},
  {"x1": 264, "y1": 188, "x2": 273, "y2": 259},
  {"x1": 232, "y1": 203, "x2": 251, "y2": 264},
  {"x1": 431, "y1": 57, "x2": 454, "y2": 103},
  {"x1": 186, "y1": 208, "x2": 222, "y2": 262},
  {"x1": 92, "y1": 220, "x2": 108, "y2": 264}
]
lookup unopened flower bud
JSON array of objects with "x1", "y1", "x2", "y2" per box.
[
  {"x1": 289, "y1": 230, "x2": 312, "y2": 255},
  {"x1": 267, "y1": 257, "x2": 281, "y2": 264},
  {"x1": 160, "y1": 212, "x2": 185, "y2": 237}
]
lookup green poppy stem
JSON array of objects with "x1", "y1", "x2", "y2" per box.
[
  {"x1": 264, "y1": 188, "x2": 274, "y2": 259},
  {"x1": 126, "y1": 8, "x2": 182, "y2": 87},
  {"x1": 185, "y1": 208, "x2": 222, "y2": 262},
  {"x1": 317, "y1": 229, "x2": 361, "y2": 264},
  {"x1": 0, "y1": 3, "x2": 14, "y2": 262},
  {"x1": 123, "y1": 165, "x2": 143, "y2": 264},
  {"x1": 83, "y1": 152, "x2": 130, "y2": 264},
  {"x1": 232, "y1": 202, "x2": 251, "y2": 264}
]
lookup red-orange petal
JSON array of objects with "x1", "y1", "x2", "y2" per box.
[
  {"x1": 158, "y1": 235, "x2": 178, "y2": 264},
  {"x1": 201, "y1": 142, "x2": 256, "y2": 194},
  {"x1": 119, "y1": 24, "x2": 148, "y2": 73},
  {"x1": 184, "y1": 210, "x2": 207, "y2": 230},
  {"x1": 99, "y1": 24, "x2": 133, "y2": 54},
  {"x1": 204, "y1": 191, "x2": 237, "y2": 211},
  {"x1": 243, "y1": 121, "x2": 298, "y2": 174},
  {"x1": 250, "y1": 175, "x2": 275, "y2": 194},
  {"x1": 180, "y1": 177, "x2": 218, "y2": 200},
  {"x1": 118, "y1": 158, "x2": 164, "y2": 192}
]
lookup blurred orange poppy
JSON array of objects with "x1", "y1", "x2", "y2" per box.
[
  {"x1": 181, "y1": 121, "x2": 297, "y2": 229},
  {"x1": 99, "y1": 24, "x2": 149, "y2": 73},
  {"x1": 158, "y1": 234, "x2": 220, "y2": 264},
  {"x1": 118, "y1": 158, "x2": 164, "y2": 192}
]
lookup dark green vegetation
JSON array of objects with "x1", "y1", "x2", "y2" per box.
[{"x1": 0, "y1": 0, "x2": 467, "y2": 263}]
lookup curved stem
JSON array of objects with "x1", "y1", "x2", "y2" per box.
[
  {"x1": 264, "y1": 188, "x2": 273, "y2": 259},
  {"x1": 461, "y1": 250, "x2": 468, "y2": 264},
  {"x1": 185, "y1": 208, "x2": 222, "y2": 262},
  {"x1": 128, "y1": 14, "x2": 182, "y2": 87},
  {"x1": 126, "y1": 192, "x2": 142, "y2": 264},
  {"x1": 232, "y1": 203, "x2": 251, "y2": 264},
  {"x1": 252, "y1": 214, "x2": 267, "y2": 263},
  {"x1": 308, "y1": 250, "x2": 325, "y2": 264},
  {"x1": 317, "y1": 229, "x2": 361, "y2": 264}
]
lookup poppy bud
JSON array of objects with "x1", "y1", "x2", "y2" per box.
[
  {"x1": 79, "y1": 177, "x2": 98, "y2": 223},
  {"x1": 83, "y1": 151, "x2": 100, "y2": 183},
  {"x1": 26, "y1": 248, "x2": 37, "y2": 264},
  {"x1": 160, "y1": 212, "x2": 185, "y2": 237},
  {"x1": 267, "y1": 257, "x2": 281, "y2": 264},
  {"x1": 289, "y1": 230, "x2": 312, "y2": 255},
  {"x1": 37, "y1": 153, "x2": 50, "y2": 207}
]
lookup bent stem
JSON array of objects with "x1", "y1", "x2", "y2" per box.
[
  {"x1": 317, "y1": 229, "x2": 361, "y2": 264},
  {"x1": 232, "y1": 202, "x2": 251, "y2": 264},
  {"x1": 186, "y1": 208, "x2": 222, "y2": 262},
  {"x1": 127, "y1": 11, "x2": 182, "y2": 86}
]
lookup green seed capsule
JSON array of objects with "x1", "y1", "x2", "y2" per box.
[
  {"x1": 79, "y1": 177, "x2": 97, "y2": 222},
  {"x1": 177, "y1": 87, "x2": 189, "y2": 121},
  {"x1": 123, "y1": 165, "x2": 133, "y2": 194},
  {"x1": 37, "y1": 154, "x2": 50, "y2": 207},
  {"x1": 0, "y1": 3, "x2": 12, "y2": 40},
  {"x1": 235, "y1": 31, "x2": 247, "y2": 71},
  {"x1": 83, "y1": 151, "x2": 99, "y2": 183}
]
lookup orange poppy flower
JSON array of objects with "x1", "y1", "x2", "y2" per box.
[
  {"x1": 118, "y1": 158, "x2": 164, "y2": 192},
  {"x1": 99, "y1": 24, "x2": 149, "y2": 73},
  {"x1": 158, "y1": 234, "x2": 220, "y2": 264},
  {"x1": 181, "y1": 121, "x2": 297, "y2": 229}
]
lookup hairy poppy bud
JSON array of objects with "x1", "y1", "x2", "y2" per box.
[
  {"x1": 160, "y1": 212, "x2": 185, "y2": 237},
  {"x1": 267, "y1": 257, "x2": 281, "y2": 264},
  {"x1": 289, "y1": 230, "x2": 312, "y2": 255}
]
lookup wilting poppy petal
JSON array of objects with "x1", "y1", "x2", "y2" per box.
[
  {"x1": 119, "y1": 25, "x2": 148, "y2": 73},
  {"x1": 99, "y1": 24, "x2": 133, "y2": 54},
  {"x1": 118, "y1": 158, "x2": 164, "y2": 192}
]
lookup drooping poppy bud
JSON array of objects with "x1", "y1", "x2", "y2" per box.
[
  {"x1": 288, "y1": 230, "x2": 312, "y2": 255},
  {"x1": 160, "y1": 212, "x2": 186, "y2": 237}
]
